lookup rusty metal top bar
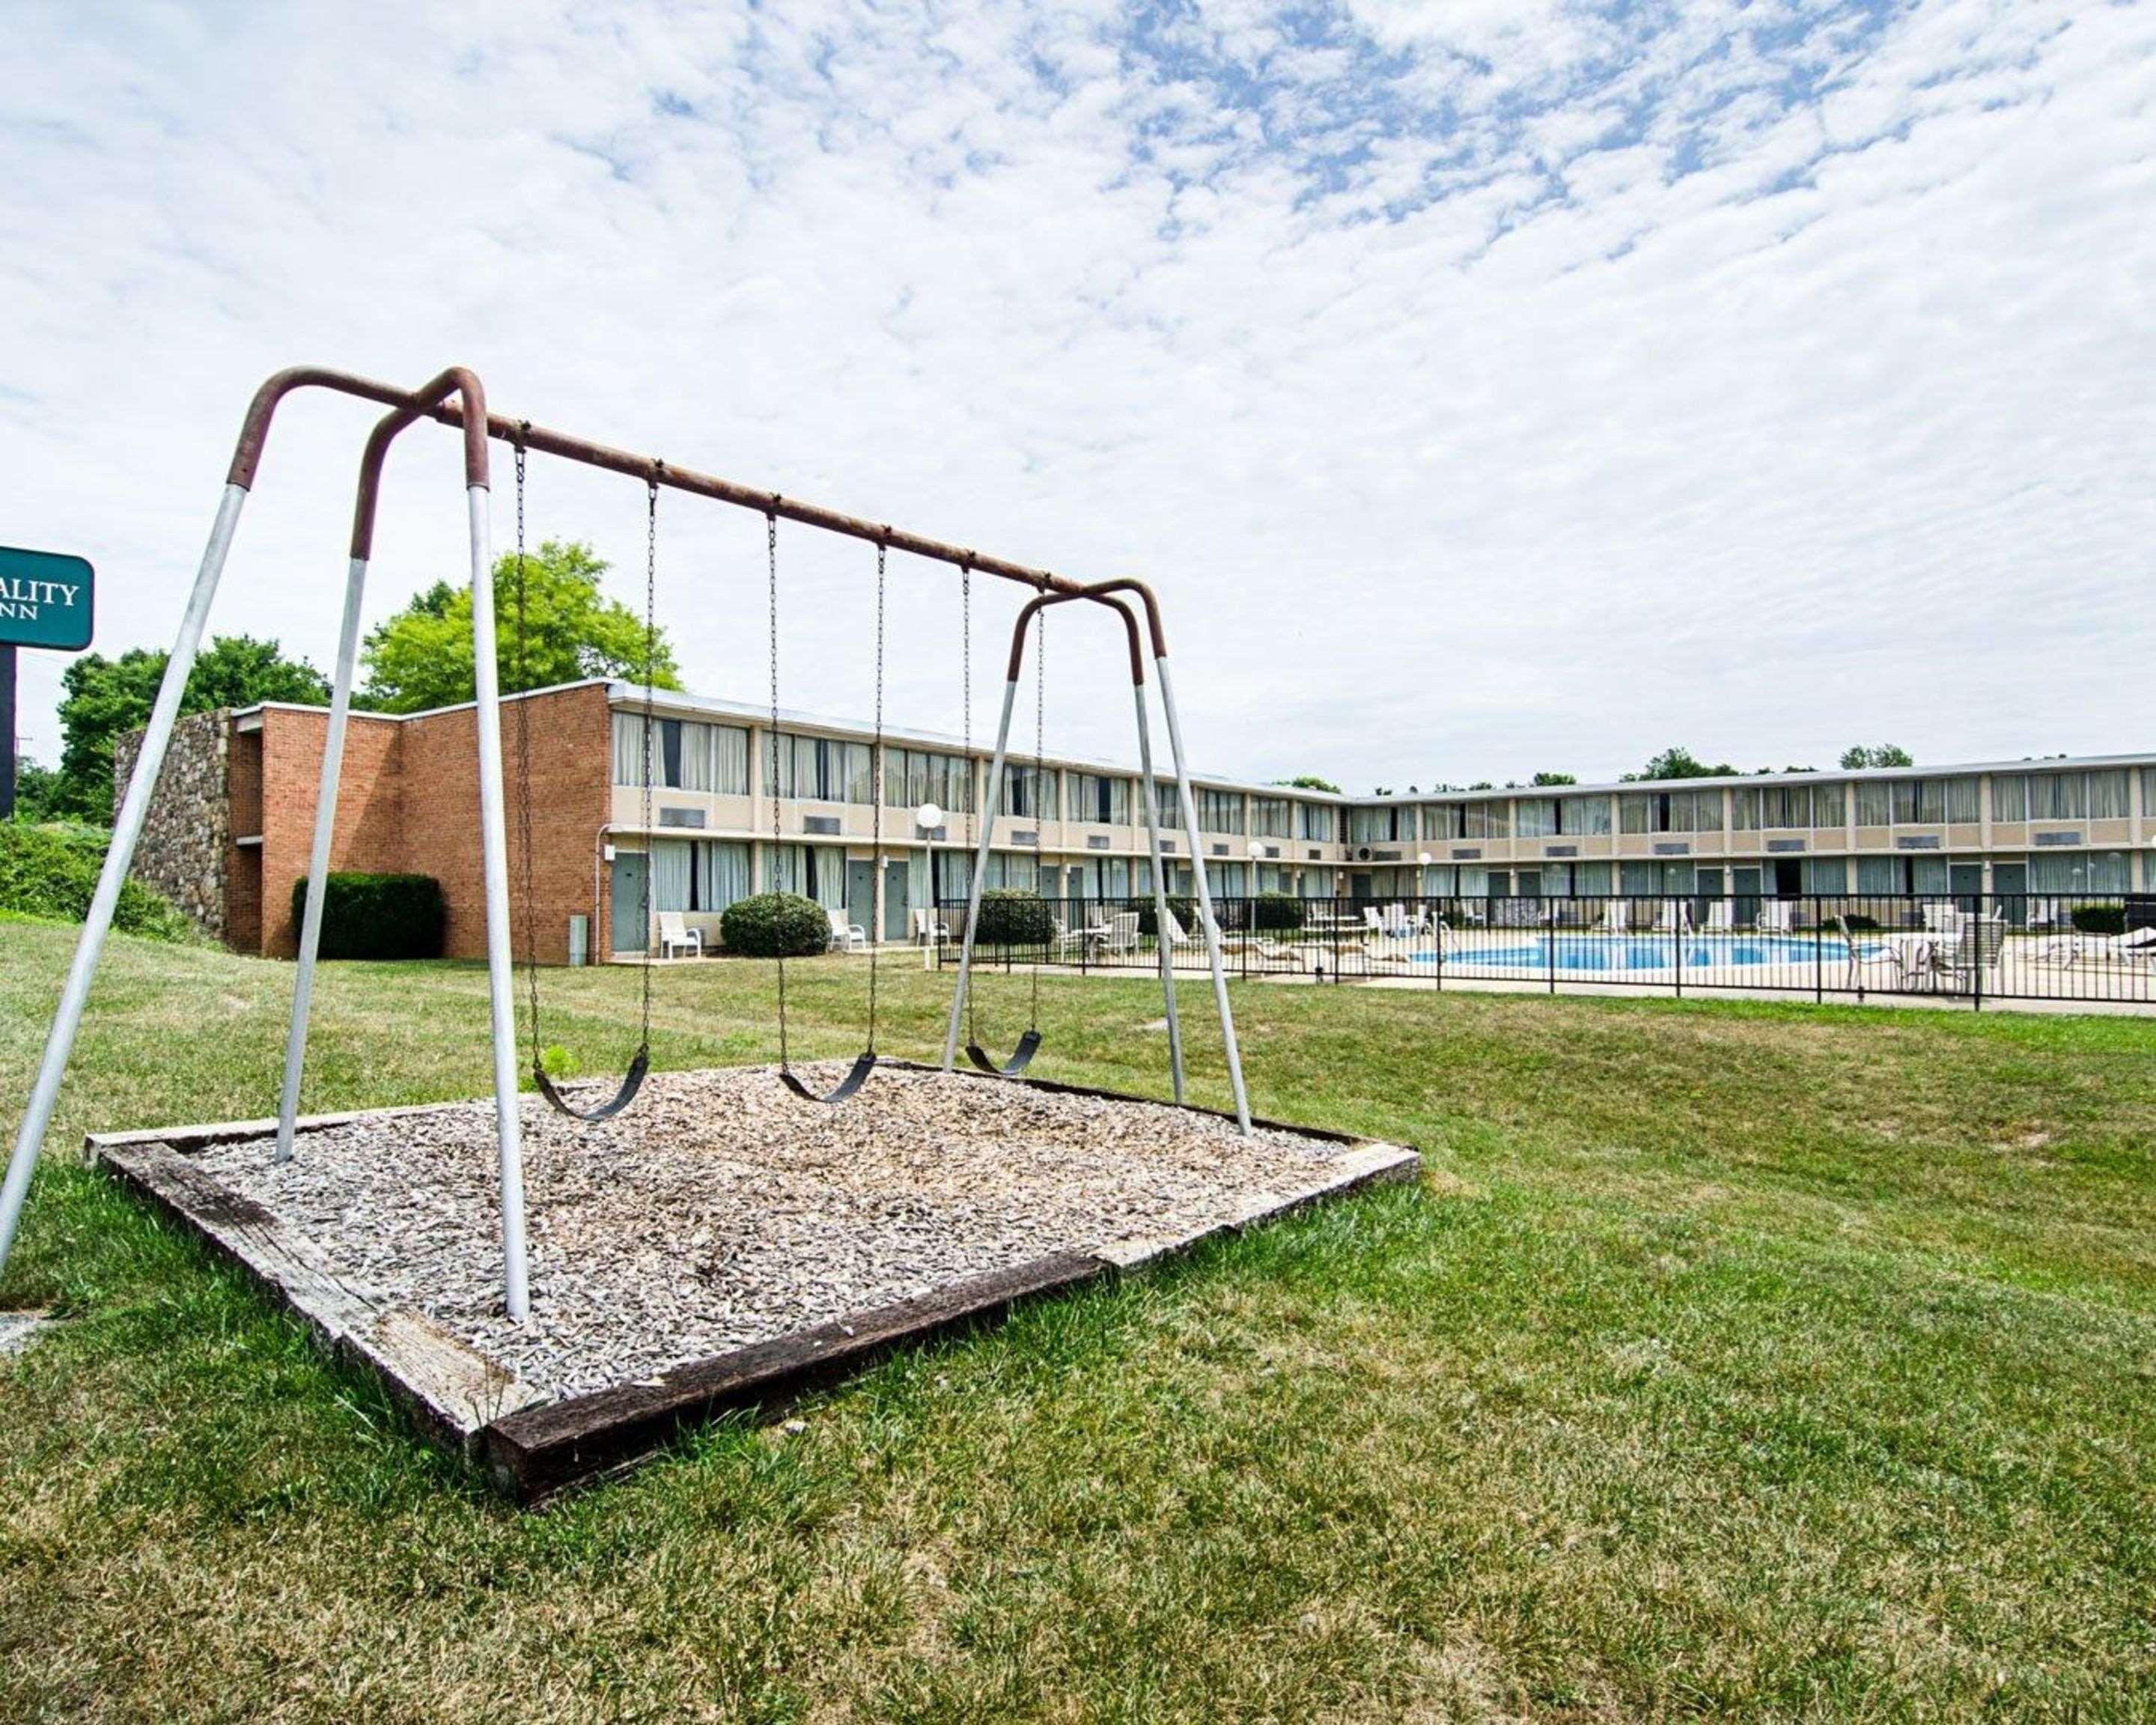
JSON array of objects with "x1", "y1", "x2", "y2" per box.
[
  {"x1": 350, "y1": 369, "x2": 489, "y2": 559},
  {"x1": 1008, "y1": 584, "x2": 1145, "y2": 685},
  {"x1": 225, "y1": 368, "x2": 1170, "y2": 646}
]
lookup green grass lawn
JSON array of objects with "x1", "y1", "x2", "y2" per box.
[{"x1": 2, "y1": 916, "x2": 2153, "y2": 1721}]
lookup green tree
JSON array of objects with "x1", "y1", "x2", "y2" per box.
[
  {"x1": 1839, "y1": 744, "x2": 1913, "y2": 770},
  {"x1": 52, "y1": 635, "x2": 330, "y2": 821},
  {"x1": 359, "y1": 540, "x2": 680, "y2": 714},
  {"x1": 1622, "y1": 746, "x2": 1738, "y2": 782},
  {"x1": 1274, "y1": 774, "x2": 1342, "y2": 794},
  {"x1": 7, "y1": 759, "x2": 64, "y2": 824},
  {"x1": 1529, "y1": 770, "x2": 1577, "y2": 785}
]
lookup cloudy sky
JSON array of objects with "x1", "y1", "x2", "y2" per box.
[{"x1": 4, "y1": 0, "x2": 2152, "y2": 792}]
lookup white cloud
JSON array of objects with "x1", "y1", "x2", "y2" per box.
[{"x1": 1, "y1": 0, "x2": 2150, "y2": 794}]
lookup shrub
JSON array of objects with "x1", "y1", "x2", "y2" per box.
[
  {"x1": 1839, "y1": 913, "x2": 1882, "y2": 933},
  {"x1": 2069, "y1": 904, "x2": 2127, "y2": 936},
  {"x1": 1252, "y1": 891, "x2": 1306, "y2": 932},
  {"x1": 0, "y1": 822, "x2": 192, "y2": 940},
  {"x1": 974, "y1": 888, "x2": 1054, "y2": 946},
  {"x1": 1136, "y1": 895, "x2": 1199, "y2": 939},
  {"x1": 290, "y1": 871, "x2": 445, "y2": 960},
  {"x1": 720, "y1": 892, "x2": 829, "y2": 958}
]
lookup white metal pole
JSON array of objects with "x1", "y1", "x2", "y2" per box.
[
  {"x1": 941, "y1": 678, "x2": 1021, "y2": 1070},
  {"x1": 1154, "y1": 656, "x2": 1252, "y2": 1134},
  {"x1": 1130, "y1": 684, "x2": 1186, "y2": 1104},
  {"x1": 274, "y1": 554, "x2": 369, "y2": 1161},
  {"x1": 0, "y1": 484, "x2": 249, "y2": 1277},
  {"x1": 465, "y1": 485, "x2": 530, "y2": 1322}
]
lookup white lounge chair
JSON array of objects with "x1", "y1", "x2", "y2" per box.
[
  {"x1": 910, "y1": 906, "x2": 950, "y2": 946},
  {"x1": 656, "y1": 911, "x2": 703, "y2": 959},
  {"x1": 1652, "y1": 899, "x2": 1692, "y2": 936},
  {"x1": 826, "y1": 907, "x2": 870, "y2": 952},
  {"x1": 1755, "y1": 900, "x2": 1795, "y2": 934},
  {"x1": 2041, "y1": 925, "x2": 2156, "y2": 968},
  {"x1": 1099, "y1": 910, "x2": 1142, "y2": 955},
  {"x1": 1702, "y1": 899, "x2": 1735, "y2": 934},
  {"x1": 1598, "y1": 900, "x2": 1630, "y2": 935}
]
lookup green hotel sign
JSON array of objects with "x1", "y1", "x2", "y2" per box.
[{"x1": 0, "y1": 545, "x2": 94, "y2": 651}]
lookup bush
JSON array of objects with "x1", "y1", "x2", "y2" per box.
[
  {"x1": 1839, "y1": 913, "x2": 1882, "y2": 933},
  {"x1": 0, "y1": 822, "x2": 192, "y2": 940},
  {"x1": 2070, "y1": 904, "x2": 2127, "y2": 936},
  {"x1": 720, "y1": 892, "x2": 829, "y2": 958},
  {"x1": 291, "y1": 871, "x2": 444, "y2": 960},
  {"x1": 974, "y1": 888, "x2": 1055, "y2": 947},
  {"x1": 1252, "y1": 891, "x2": 1306, "y2": 932},
  {"x1": 1136, "y1": 895, "x2": 1199, "y2": 939}
]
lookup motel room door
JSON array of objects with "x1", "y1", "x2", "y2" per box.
[
  {"x1": 847, "y1": 860, "x2": 877, "y2": 941},
  {"x1": 1949, "y1": 862, "x2": 1984, "y2": 914},
  {"x1": 882, "y1": 858, "x2": 909, "y2": 943},
  {"x1": 609, "y1": 852, "x2": 648, "y2": 955},
  {"x1": 1993, "y1": 861, "x2": 2028, "y2": 925}
]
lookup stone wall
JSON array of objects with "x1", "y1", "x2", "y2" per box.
[{"x1": 113, "y1": 710, "x2": 231, "y2": 942}]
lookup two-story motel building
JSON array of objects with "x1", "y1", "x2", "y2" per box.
[{"x1": 124, "y1": 677, "x2": 2155, "y2": 961}]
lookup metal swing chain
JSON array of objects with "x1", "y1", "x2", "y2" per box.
[
  {"x1": 1030, "y1": 603, "x2": 1044, "y2": 1031},
  {"x1": 513, "y1": 428, "x2": 543, "y2": 1077},
  {"x1": 767, "y1": 509, "x2": 790, "y2": 1073},
  {"x1": 961, "y1": 564, "x2": 978, "y2": 1047},
  {"x1": 866, "y1": 541, "x2": 887, "y2": 1053},
  {"x1": 639, "y1": 470, "x2": 658, "y2": 1056}
]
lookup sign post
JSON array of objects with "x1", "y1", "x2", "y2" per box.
[{"x1": 0, "y1": 546, "x2": 96, "y2": 818}]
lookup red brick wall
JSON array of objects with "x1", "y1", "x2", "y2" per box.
[
  {"x1": 255, "y1": 709, "x2": 404, "y2": 958},
  {"x1": 391, "y1": 684, "x2": 612, "y2": 964},
  {"x1": 234, "y1": 685, "x2": 611, "y2": 962}
]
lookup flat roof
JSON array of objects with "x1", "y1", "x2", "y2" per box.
[{"x1": 228, "y1": 679, "x2": 2155, "y2": 809}]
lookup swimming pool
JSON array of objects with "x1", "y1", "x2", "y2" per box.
[{"x1": 1413, "y1": 935, "x2": 1866, "y2": 973}]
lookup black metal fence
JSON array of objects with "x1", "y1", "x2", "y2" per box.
[{"x1": 932, "y1": 893, "x2": 2156, "y2": 1009}]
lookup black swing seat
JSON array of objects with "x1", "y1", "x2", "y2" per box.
[
  {"x1": 533, "y1": 1047, "x2": 651, "y2": 1123},
  {"x1": 779, "y1": 1049, "x2": 879, "y2": 1106},
  {"x1": 966, "y1": 1029, "x2": 1042, "y2": 1078}
]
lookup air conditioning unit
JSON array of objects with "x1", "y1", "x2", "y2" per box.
[
  {"x1": 658, "y1": 806, "x2": 707, "y2": 829},
  {"x1": 803, "y1": 815, "x2": 841, "y2": 836},
  {"x1": 1356, "y1": 846, "x2": 1372, "y2": 861}
]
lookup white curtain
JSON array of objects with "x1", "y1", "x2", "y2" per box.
[
  {"x1": 699, "y1": 841, "x2": 751, "y2": 911},
  {"x1": 762, "y1": 842, "x2": 802, "y2": 895},
  {"x1": 712, "y1": 726, "x2": 750, "y2": 795},
  {"x1": 651, "y1": 840, "x2": 693, "y2": 913},
  {"x1": 612, "y1": 713, "x2": 646, "y2": 785}
]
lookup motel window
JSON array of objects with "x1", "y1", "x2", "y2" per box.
[
  {"x1": 1735, "y1": 782, "x2": 1842, "y2": 831},
  {"x1": 1424, "y1": 804, "x2": 1462, "y2": 840},
  {"x1": 1464, "y1": 800, "x2": 1508, "y2": 840},
  {"x1": 883, "y1": 747, "x2": 975, "y2": 814},
  {"x1": 2088, "y1": 770, "x2": 2129, "y2": 820},
  {"x1": 651, "y1": 839, "x2": 752, "y2": 913},
  {"x1": 1515, "y1": 798, "x2": 1556, "y2": 839},
  {"x1": 612, "y1": 717, "x2": 750, "y2": 794},
  {"x1": 1069, "y1": 772, "x2": 1130, "y2": 826},
  {"x1": 1154, "y1": 782, "x2": 1182, "y2": 831},
  {"x1": 1297, "y1": 801, "x2": 1336, "y2": 842},
  {"x1": 770, "y1": 733, "x2": 872, "y2": 803},
  {"x1": 2029, "y1": 850, "x2": 2129, "y2": 894},
  {"x1": 1886, "y1": 775, "x2": 1978, "y2": 826},
  {"x1": 999, "y1": 765, "x2": 1062, "y2": 820},
  {"x1": 2143, "y1": 767, "x2": 2156, "y2": 818},
  {"x1": 1813, "y1": 782, "x2": 1845, "y2": 827},
  {"x1": 1198, "y1": 789, "x2": 1246, "y2": 834},
  {"x1": 1349, "y1": 806, "x2": 1407, "y2": 845},
  {"x1": 1853, "y1": 780, "x2": 1892, "y2": 827},
  {"x1": 1252, "y1": 797, "x2": 1293, "y2": 839},
  {"x1": 1566, "y1": 796, "x2": 1613, "y2": 836},
  {"x1": 1621, "y1": 789, "x2": 1717, "y2": 834}
]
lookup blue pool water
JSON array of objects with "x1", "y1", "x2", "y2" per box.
[{"x1": 1411, "y1": 935, "x2": 1861, "y2": 973}]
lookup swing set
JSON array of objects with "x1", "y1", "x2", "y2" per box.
[{"x1": 0, "y1": 365, "x2": 1253, "y2": 1322}]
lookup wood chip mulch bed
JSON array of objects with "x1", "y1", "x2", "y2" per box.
[{"x1": 90, "y1": 1063, "x2": 1417, "y2": 1498}]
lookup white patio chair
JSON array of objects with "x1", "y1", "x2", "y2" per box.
[
  {"x1": 1652, "y1": 899, "x2": 1692, "y2": 936},
  {"x1": 1702, "y1": 899, "x2": 1735, "y2": 934},
  {"x1": 910, "y1": 906, "x2": 951, "y2": 946},
  {"x1": 2041, "y1": 925, "x2": 2156, "y2": 968},
  {"x1": 1755, "y1": 900, "x2": 1794, "y2": 935},
  {"x1": 656, "y1": 911, "x2": 702, "y2": 959},
  {"x1": 826, "y1": 906, "x2": 870, "y2": 952},
  {"x1": 1598, "y1": 900, "x2": 1630, "y2": 936}
]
